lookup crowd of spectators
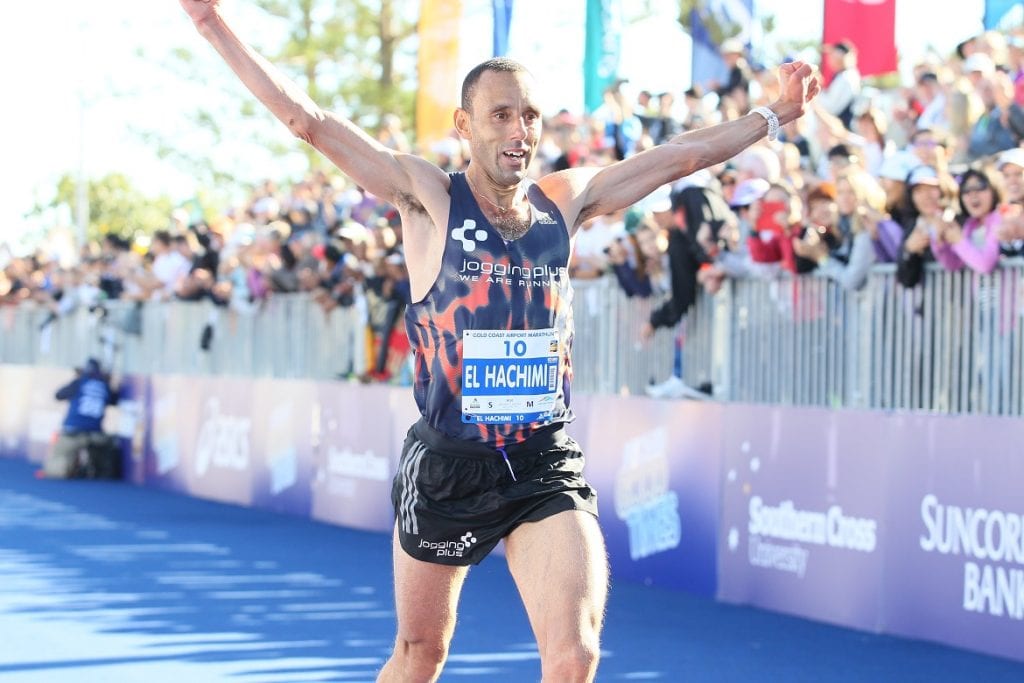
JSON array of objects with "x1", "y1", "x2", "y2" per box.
[{"x1": 5, "y1": 29, "x2": 1024, "y2": 386}]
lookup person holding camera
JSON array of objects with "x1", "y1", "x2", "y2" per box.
[{"x1": 43, "y1": 358, "x2": 121, "y2": 479}]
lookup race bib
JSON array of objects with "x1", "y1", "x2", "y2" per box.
[{"x1": 461, "y1": 328, "x2": 560, "y2": 424}]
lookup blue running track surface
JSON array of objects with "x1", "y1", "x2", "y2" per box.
[{"x1": 1, "y1": 457, "x2": 1022, "y2": 682}]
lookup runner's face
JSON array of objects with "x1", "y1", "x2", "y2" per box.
[{"x1": 464, "y1": 70, "x2": 542, "y2": 185}]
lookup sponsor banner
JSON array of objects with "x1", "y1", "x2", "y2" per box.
[
  {"x1": 185, "y1": 376, "x2": 255, "y2": 506},
  {"x1": 823, "y1": 0, "x2": 896, "y2": 78},
  {"x1": 416, "y1": 0, "x2": 462, "y2": 147},
  {"x1": 883, "y1": 414, "x2": 1024, "y2": 662},
  {"x1": 145, "y1": 374, "x2": 201, "y2": 494},
  {"x1": 584, "y1": 395, "x2": 720, "y2": 596},
  {"x1": 311, "y1": 382, "x2": 397, "y2": 533},
  {"x1": 0, "y1": 365, "x2": 35, "y2": 459},
  {"x1": 717, "y1": 405, "x2": 886, "y2": 631},
  {"x1": 249, "y1": 378, "x2": 315, "y2": 517}
]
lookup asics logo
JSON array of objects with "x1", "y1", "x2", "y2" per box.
[{"x1": 452, "y1": 220, "x2": 488, "y2": 252}]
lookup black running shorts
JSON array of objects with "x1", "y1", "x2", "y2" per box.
[{"x1": 392, "y1": 418, "x2": 599, "y2": 566}]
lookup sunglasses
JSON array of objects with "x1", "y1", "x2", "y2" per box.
[{"x1": 960, "y1": 183, "x2": 990, "y2": 194}]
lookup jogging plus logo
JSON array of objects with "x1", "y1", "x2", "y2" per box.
[
  {"x1": 452, "y1": 219, "x2": 488, "y2": 252},
  {"x1": 417, "y1": 531, "x2": 477, "y2": 559}
]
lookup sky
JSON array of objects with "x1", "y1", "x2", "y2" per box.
[{"x1": 0, "y1": 0, "x2": 989, "y2": 253}]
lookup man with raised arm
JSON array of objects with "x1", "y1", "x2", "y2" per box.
[{"x1": 179, "y1": 2, "x2": 819, "y2": 681}]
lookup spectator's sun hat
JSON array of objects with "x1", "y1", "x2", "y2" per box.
[
  {"x1": 963, "y1": 52, "x2": 995, "y2": 75},
  {"x1": 640, "y1": 185, "x2": 673, "y2": 214},
  {"x1": 877, "y1": 152, "x2": 918, "y2": 182},
  {"x1": 997, "y1": 148, "x2": 1024, "y2": 170},
  {"x1": 729, "y1": 178, "x2": 770, "y2": 208},
  {"x1": 907, "y1": 165, "x2": 941, "y2": 187}
]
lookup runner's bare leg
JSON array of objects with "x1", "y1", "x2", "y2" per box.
[
  {"x1": 504, "y1": 510, "x2": 609, "y2": 683},
  {"x1": 377, "y1": 528, "x2": 469, "y2": 683}
]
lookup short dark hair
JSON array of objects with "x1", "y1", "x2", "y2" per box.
[{"x1": 461, "y1": 57, "x2": 530, "y2": 112}]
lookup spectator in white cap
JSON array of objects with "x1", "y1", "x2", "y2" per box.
[
  {"x1": 707, "y1": 178, "x2": 770, "y2": 281},
  {"x1": 876, "y1": 151, "x2": 918, "y2": 221},
  {"x1": 896, "y1": 165, "x2": 954, "y2": 288},
  {"x1": 996, "y1": 148, "x2": 1024, "y2": 254}
]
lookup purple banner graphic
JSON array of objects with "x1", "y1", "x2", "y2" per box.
[
  {"x1": 882, "y1": 413, "x2": 1024, "y2": 662},
  {"x1": 146, "y1": 374, "x2": 201, "y2": 494},
  {"x1": 717, "y1": 405, "x2": 887, "y2": 631},
  {"x1": 311, "y1": 383, "x2": 397, "y2": 533},
  {"x1": 250, "y1": 378, "x2": 316, "y2": 517},
  {"x1": 185, "y1": 376, "x2": 255, "y2": 506},
  {"x1": 584, "y1": 396, "x2": 721, "y2": 596}
]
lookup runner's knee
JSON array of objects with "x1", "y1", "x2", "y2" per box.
[
  {"x1": 392, "y1": 635, "x2": 450, "y2": 682},
  {"x1": 541, "y1": 636, "x2": 600, "y2": 683}
]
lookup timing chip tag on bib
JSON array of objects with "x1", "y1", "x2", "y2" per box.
[{"x1": 461, "y1": 328, "x2": 559, "y2": 424}]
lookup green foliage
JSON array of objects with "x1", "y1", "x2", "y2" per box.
[
  {"x1": 140, "y1": 1, "x2": 418, "y2": 183},
  {"x1": 677, "y1": 0, "x2": 742, "y2": 44},
  {"x1": 45, "y1": 173, "x2": 175, "y2": 243}
]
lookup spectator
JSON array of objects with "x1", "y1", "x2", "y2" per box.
[
  {"x1": 44, "y1": 358, "x2": 120, "y2": 479},
  {"x1": 965, "y1": 64, "x2": 1024, "y2": 161},
  {"x1": 930, "y1": 167, "x2": 1003, "y2": 274},
  {"x1": 896, "y1": 165, "x2": 956, "y2": 288},
  {"x1": 819, "y1": 40, "x2": 862, "y2": 130},
  {"x1": 996, "y1": 147, "x2": 1024, "y2": 255}
]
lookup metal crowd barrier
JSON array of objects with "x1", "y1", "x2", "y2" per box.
[{"x1": 2, "y1": 260, "x2": 1021, "y2": 416}]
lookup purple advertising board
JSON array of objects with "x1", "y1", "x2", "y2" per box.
[
  {"x1": 145, "y1": 374, "x2": 202, "y2": 495},
  {"x1": 183, "y1": 376, "x2": 256, "y2": 506},
  {"x1": 249, "y1": 378, "x2": 316, "y2": 517},
  {"x1": 717, "y1": 405, "x2": 888, "y2": 631},
  {"x1": 881, "y1": 413, "x2": 1024, "y2": 662},
  {"x1": 310, "y1": 382, "x2": 398, "y2": 533},
  {"x1": 583, "y1": 395, "x2": 721, "y2": 596}
]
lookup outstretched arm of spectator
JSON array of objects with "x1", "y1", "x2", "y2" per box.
[
  {"x1": 548, "y1": 61, "x2": 820, "y2": 230},
  {"x1": 178, "y1": 0, "x2": 447, "y2": 209}
]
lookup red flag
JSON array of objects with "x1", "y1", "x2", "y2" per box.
[{"x1": 823, "y1": 0, "x2": 897, "y2": 78}]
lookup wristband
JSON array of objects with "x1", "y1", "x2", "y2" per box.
[{"x1": 751, "y1": 106, "x2": 780, "y2": 142}]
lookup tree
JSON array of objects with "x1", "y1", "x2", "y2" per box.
[
  {"x1": 38, "y1": 173, "x2": 175, "y2": 244},
  {"x1": 141, "y1": 0, "x2": 418, "y2": 186}
]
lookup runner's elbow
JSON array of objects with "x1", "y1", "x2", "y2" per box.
[{"x1": 285, "y1": 105, "x2": 326, "y2": 146}]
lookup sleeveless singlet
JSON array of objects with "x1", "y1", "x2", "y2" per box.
[{"x1": 404, "y1": 172, "x2": 575, "y2": 447}]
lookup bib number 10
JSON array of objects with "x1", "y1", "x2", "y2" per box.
[{"x1": 504, "y1": 340, "x2": 528, "y2": 357}]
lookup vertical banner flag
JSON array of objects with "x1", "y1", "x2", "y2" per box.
[
  {"x1": 584, "y1": 0, "x2": 622, "y2": 113},
  {"x1": 417, "y1": 0, "x2": 462, "y2": 147},
  {"x1": 984, "y1": 0, "x2": 1022, "y2": 29},
  {"x1": 823, "y1": 0, "x2": 896, "y2": 78},
  {"x1": 690, "y1": 0, "x2": 753, "y2": 93},
  {"x1": 492, "y1": 0, "x2": 514, "y2": 57}
]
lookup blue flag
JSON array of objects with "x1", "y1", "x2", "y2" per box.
[
  {"x1": 492, "y1": 0, "x2": 514, "y2": 57},
  {"x1": 984, "y1": 0, "x2": 1021, "y2": 28},
  {"x1": 584, "y1": 0, "x2": 622, "y2": 113}
]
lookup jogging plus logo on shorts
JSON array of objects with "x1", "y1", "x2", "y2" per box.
[
  {"x1": 452, "y1": 219, "x2": 488, "y2": 252},
  {"x1": 418, "y1": 531, "x2": 478, "y2": 559}
]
